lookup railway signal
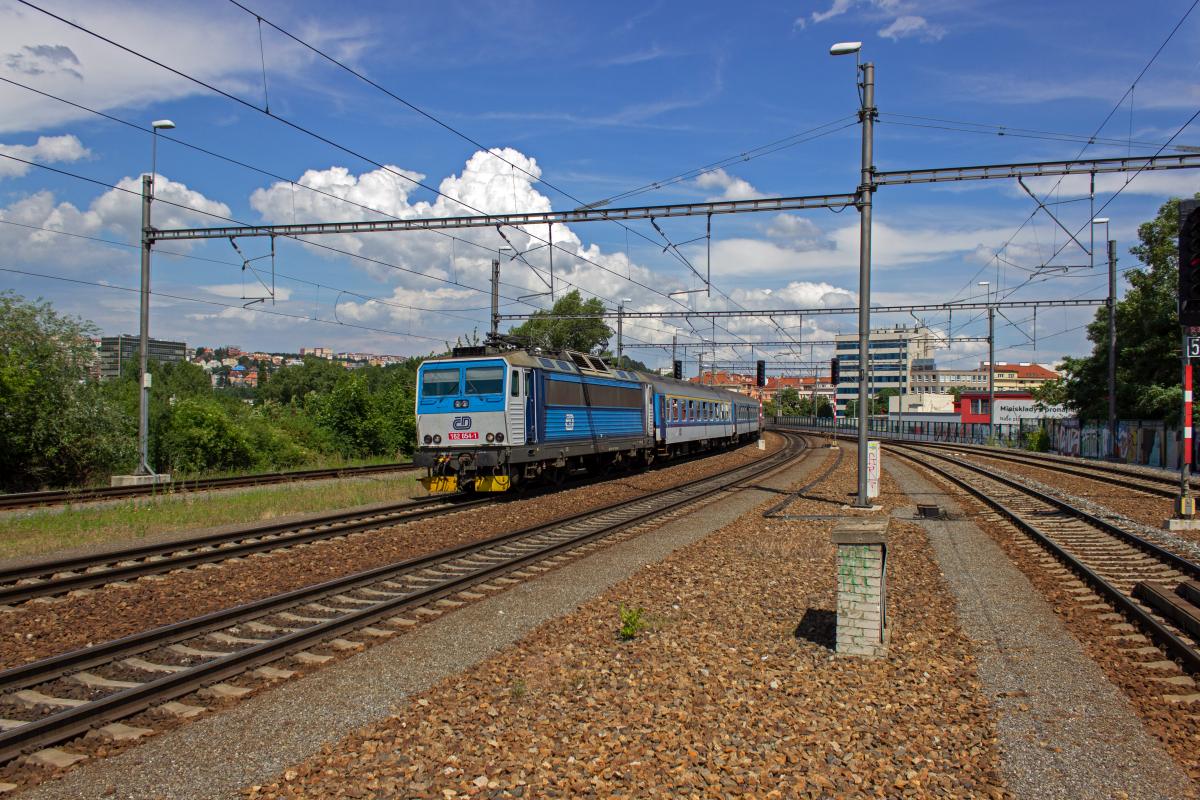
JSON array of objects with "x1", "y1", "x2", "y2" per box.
[
  {"x1": 830, "y1": 356, "x2": 840, "y2": 385},
  {"x1": 755, "y1": 360, "x2": 766, "y2": 387},
  {"x1": 672, "y1": 360, "x2": 682, "y2": 380},
  {"x1": 1180, "y1": 200, "x2": 1200, "y2": 326}
]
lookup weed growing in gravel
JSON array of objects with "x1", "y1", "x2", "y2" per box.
[
  {"x1": 509, "y1": 678, "x2": 527, "y2": 700},
  {"x1": 618, "y1": 603, "x2": 648, "y2": 640}
]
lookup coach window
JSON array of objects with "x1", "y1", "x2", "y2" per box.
[{"x1": 510, "y1": 370, "x2": 519, "y2": 397}]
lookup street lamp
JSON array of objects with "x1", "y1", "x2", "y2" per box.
[
  {"x1": 1093, "y1": 217, "x2": 1117, "y2": 458},
  {"x1": 617, "y1": 298, "x2": 632, "y2": 367},
  {"x1": 134, "y1": 119, "x2": 176, "y2": 478},
  {"x1": 831, "y1": 39, "x2": 876, "y2": 506},
  {"x1": 979, "y1": 281, "x2": 994, "y2": 443}
]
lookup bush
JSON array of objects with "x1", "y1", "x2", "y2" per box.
[
  {"x1": 160, "y1": 398, "x2": 254, "y2": 474},
  {"x1": 1025, "y1": 428, "x2": 1051, "y2": 452}
]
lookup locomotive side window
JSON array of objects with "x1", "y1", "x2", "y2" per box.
[
  {"x1": 510, "y1": 370, "x2": 520, "y2": 396},
  {"x1": 422, "y1": 368, "x2": 460, "y2": 397},
  {"x1": 545, "y1": 379, "x2": 586, "y2": 406}
]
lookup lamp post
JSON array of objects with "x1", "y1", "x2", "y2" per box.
[
  {"x1": 979, "y1": 281, "x2": 994, "y2": 443},
  {"x1": 1093, "y1": 217, "x2": 1117, "y2": 458},
  {"x1": 135, "y1": 119, "x2": 175, "y2": 477},
  {"x1": 830, "y1": 40, "x2": 876, "y2": 507}
]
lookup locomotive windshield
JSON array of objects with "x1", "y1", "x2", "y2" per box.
[
  {"x1": 465, "y1": 366, "x2": 504, "y2": 394},
  {"x1": 421, "y1": 368, "x2": 460, "y2": 397}
]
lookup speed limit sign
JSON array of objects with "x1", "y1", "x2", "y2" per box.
[{"x1": 1190, "y1": 336, "x2": 1200, "y2": 359}]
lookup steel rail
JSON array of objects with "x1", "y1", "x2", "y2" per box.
[
  {"x1": 0, "y1": 462, "x2": 416, "y2": 511},
  {"x1": 0, "y1": 438, "x2": 784, "y2": 603},
  {"x1": 889, "y1": 444, "x2": 1200, "y2": 673},
  {"x1": 772, "y1": 422, "x2": 1200, "y2": 491},
  {"x1": 0, "y1": 432, "x2": 807, "y2": 762},
  {"x1": 0, "y1": 494, "x2": 493, "y2": 604},
  {"x1": 903, "y1": 440, "x2": 1178, "y2": 499}
]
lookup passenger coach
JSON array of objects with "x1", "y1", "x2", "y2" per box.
[{"x1": 413, "y1": 345, "x2": 760, "y2": 493}]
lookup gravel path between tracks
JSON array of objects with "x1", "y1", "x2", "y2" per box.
[
  {"x1": 14, "y1": 436, "x2": 816, "y2": 799},
  {"x1": 927, "y1": 464, "x2": 1200, "y2": 790},
  {"x1": 224, "y1": 444, "x2": 1009, "y2": 799},
  {"x1": 886, "y1": 458, "x2": 1196, "y2": 800},
  {"x1": 0, "y1": 441, "x2": 780, "y2": 671},
  {"x1": 943, "y1": 450, "x2": 1175, "y2": 531}
]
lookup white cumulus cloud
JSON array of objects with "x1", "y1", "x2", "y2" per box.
[
  {"x1": 694, "y1": 168, "x2": 763, "y2": 201},
  {"x1": 0, "y1": 134, "x2": 89, "y2": 177}
]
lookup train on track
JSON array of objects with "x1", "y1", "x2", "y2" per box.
[{"x1": 413, "y1": 344, "x2": 761, "y2": 493}]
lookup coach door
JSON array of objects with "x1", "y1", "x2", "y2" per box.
[{"x1": 507, "y1": 367, "x2": 527, "y2": 446}]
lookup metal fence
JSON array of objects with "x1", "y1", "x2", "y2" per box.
[{"x1": 772, "y1": 415, "x2": 1188, "y2": 471}]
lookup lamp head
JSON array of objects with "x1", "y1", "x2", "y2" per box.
[
  {"x1": 829, "y1": 41, "x2": 863, "y2": 56},
  {"x1": 151, "y1": 119, "x2": 176, "y2": 130},
  {"x1": 1091, "y1": 217, "x2": 1110, "y2": 224}
]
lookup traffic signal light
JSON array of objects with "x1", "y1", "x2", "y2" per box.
[
  {"x1": 672, "y1": 360, "x2": 682, "y2": 380},
  {"x1": 755, "y1": 359, "x2": 766, "y2": 387},
  {"x1": 830, "y1": 357, "x2": 840, "y2": 385},
  {"x1": 1181, "y1": 200, "x2": 1200, "y2": 326}
]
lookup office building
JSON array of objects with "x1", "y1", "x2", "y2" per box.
[
  {"x1": 833, "y1": 325, "x2": 934, "y2": 414},
  {"x1": 98, "y1": 335, "x2": 187, "y2": 381}
]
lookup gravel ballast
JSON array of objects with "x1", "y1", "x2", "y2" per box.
[
  {"x1": 237, "y1": 446, "x2": 1008, "y2": 799},
  {"x1": 13, "y1": 438, "x2": 821, "y2": 799},
  {"x1": 886, "y1": 458, "x2": 1195, "y2": 800}
]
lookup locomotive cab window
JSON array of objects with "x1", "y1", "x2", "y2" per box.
[
  {"x1": 421, "y1": 368, "x2": 460, "y2": 397},
  {"x1": 510, "y1": 370, "x2": 519, "y2": 396},
  {"x1": 465, "y1": 366, "x2": 504, "y2": 394}
]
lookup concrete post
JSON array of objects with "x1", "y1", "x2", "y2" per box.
[{"x1": 833, "y1": 518, "x2": 888, "y2": 657}]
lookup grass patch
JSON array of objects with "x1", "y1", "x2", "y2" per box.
[
  {"x1": 0, "y1": 473, "x2": 424, "y2": 562},
  {"x1": 617, "y1": 603, "x2": 649, "y2": 641}
]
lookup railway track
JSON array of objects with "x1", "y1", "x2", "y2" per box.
[
  {"x1": 901, "y1": 440, "x2": 1179, "y2": 499},
  {"x1": 890, "y1": 442, "x2": 1200, "y2": 674},
  {"x1": 0, "y1": 433, "x2": 807, "y2": 765},
  {"x1": 0, "y1": 440, "x2": 776, "y2": 606},
  {"x1": 0, "y1": 494, "x2": 492, "y2": 606},
  {"x1": 771, "y1": 423, "x2": 1192, "y2": 498},
  {"x1": 0, "y1": 462, "x2": 417, "y2": 512}
]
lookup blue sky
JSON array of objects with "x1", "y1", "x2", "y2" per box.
[{"x1": 1, "y1": 0, "x2": 1198, "y2": 374}]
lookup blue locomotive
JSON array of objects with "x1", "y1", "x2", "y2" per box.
[{"x1": 413, "y1": 345, "x2": 761, "y2": 492}]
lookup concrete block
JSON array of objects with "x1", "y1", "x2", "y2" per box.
[
  {"x1": 25, "y1": 748, "x2": 87, "y2": 769},
  {"x1": 97, "y1": 722, "x2": 153, "y2": 742},
  {"x1": 110, "y1": 473, "x2": 172, "y2": 487}
]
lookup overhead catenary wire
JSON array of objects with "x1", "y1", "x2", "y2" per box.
[
  {"x1": 221, "y1": 0, "x2": 776, "y2": 356},
  {"x1": 16, "y1": 0, "x2": 699, "y2": 315},
  {"x1": 0, "y1": 76, "x2": 660, "y2": 326},
  {"x1": 0, "y1": 266, "x2": 453, "y2": 344}
]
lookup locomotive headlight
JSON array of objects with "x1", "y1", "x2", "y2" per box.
[
  {"x1": 423, "y1": 434, "x2": 432, "y2": 444},
  {"x1": 486, "y1": 432, "x2": 496, "y2": 443},
  {"x1": 495, "y1": 432, "x2": 504, "y2": 443},
  {"x1": 433, "y1": 434, "x2": 441, "y2": 444}
]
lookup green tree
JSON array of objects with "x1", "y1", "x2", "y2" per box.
[
  {"x1": 872, "y1": 388, "x2": 899, "y2": 415},
  {"x1": 1060, "y1": 194, "x2": 1199, "y2": 422},
  {"x1": 257, "y1": 357, "x2": 347, "y2": 405},
  {"x1": 0, "y1": 291, "x2": 134, "y2": 489},
  {"x1": 1031, "y1": 376, "x2": 1067, "y2": 408},
  {"x1": 774, "y1": 387, "x2": 803, "y2": 415},
  {"x1": 506, "y1": 290, "x2": 612, "y2": 353}
]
